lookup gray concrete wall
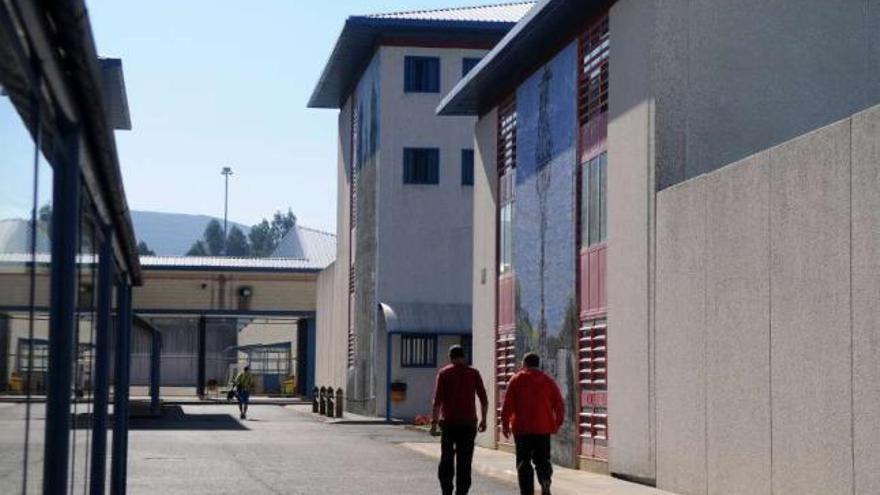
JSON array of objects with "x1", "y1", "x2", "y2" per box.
[
  {"x1": 654, "y1": 107, "x2": 880, "y2": 495},
  {"x1": 653, "y1": 0, "x2": 880, "y2": 190},
  {"x1": 471, "y1": 108, "x2": 498, "y2": 449},
  {"x1": 376, "y1": 45, "x2": 482, "y2": 307},
  {"x1": 606, "y1": 0, "x2": 656, "y2": 481},
  {"x1": 852, "y1": 105, "x2": 880, "y2": 495},
  {"x1": 315, "y1": 263, "x2": 347, "y2": 390}
]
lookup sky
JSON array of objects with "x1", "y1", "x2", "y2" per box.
[{"x1": 86, "y1": 0, "x2": 491, "y2": 233}]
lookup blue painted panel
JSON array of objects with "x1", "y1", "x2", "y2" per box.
[{"x1": 512, "y1": 41, "x2": 579, "y2": 467}]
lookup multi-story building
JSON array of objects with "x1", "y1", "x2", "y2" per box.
[
  {"x1": 439, "y1": 0, "x2": 880, "y2": 493},
  {"x1": 309, "y1": 3, "x2": 533, "y2": 419}
]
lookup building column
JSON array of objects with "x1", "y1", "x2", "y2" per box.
[
  {"x1": 150, "y1": 332, "x2": 161, "y2": 415},
  {"x1": 196, "y1": 315, "x2": 206, "y2": 397},
  {"x1": 296, "y1": 317, "x2": 316, "y2": 398},
  {"x1": 111, "y1": 281, "x2": 133, "y2": 495},
  {"x1": 43, "y1": 127, "x2": 80, "y2": 494},
  {"x1": 89, "y1": 227, "x2": 115, "y2": 495}
]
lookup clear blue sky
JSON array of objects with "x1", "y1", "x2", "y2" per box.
[{"x1": 87, "y1": 0, "x2": 486, "y2": 232}]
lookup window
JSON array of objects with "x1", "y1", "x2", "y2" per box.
[
  {"x1": 462, "y1": 57, "x2": 481, "y2": 77},
  {"x1": 581, "y1": 152, "x2": 607, "y2": 246},
  {"x1": 401, "y1": 335, "x2": 437, "y2": 367},
  {"x1": 404, "y1": 56, "x2": 440, "y2": 93},
  {"x1": 461, "y1": 149, "x2": 474, "y2": 186},
  {"x1": 403, "y1": 148, "x2": 440, "y2": 184},
  {"x1": 497, "y1": 96, "x2": 517, "y2": 274}
]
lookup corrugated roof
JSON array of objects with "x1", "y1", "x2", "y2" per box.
[
  {"x1": 139, "y1": 224, "x2": 336, "y2": 272},
  {"x1": 365, "y1": 2, "x2": 534, "y2": 23},
  {"x1": 138, "y1": 256, "x2": 318, "y2": 272},
  {"x1": 309, "y1": 2, "x2": 533, "y2": 109},
  {"x1": 271, "y1": 225, "x2": 337, "y2": 268}
]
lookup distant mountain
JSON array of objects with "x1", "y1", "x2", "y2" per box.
[{"x1": 130, "y1": 211, "x2": 249, "y2": 256}]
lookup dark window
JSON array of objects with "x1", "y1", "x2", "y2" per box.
[
  {"x1": 401, "y1": 335, "x2": 437, "y2": 367},
  {"x1": 581, "y1": 152, "x2": 607, "y2": 246},
  {"x1": 462, "y1": 57, "x2": 481, "y2": 77},
  {"x1": 461, "y1": 149, "x2": 474, "y2": 186},
  {"x1": 403, "y1": 148, "x2": 440, "y2": 185},
  {"x1": 404, "y1": 56, "x2": 440, "y2": 93}
]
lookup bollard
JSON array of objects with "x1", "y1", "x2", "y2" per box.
[
  {"x1": 325, "y1": 389, "x2": 334, "y2": 418},
  {"x1": 312, "y1": 387, "x2": 319, "y2": 413},
  {"x1": 335, "y1": 388, "x2": 344, "y2": 418},
  {"x1": 318, "y1": 386, "x2": 327, "y2": 415}
]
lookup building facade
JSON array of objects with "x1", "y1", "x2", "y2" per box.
[
  {"x1": 0, "y1": 1, "x2": 144, "y2": 493},
  {"x1": 309, "y1": 3, "x2": 533, "y2": 419},
  {"x1": 440, "y1": 0, "x2": 880, "y2": 493}
]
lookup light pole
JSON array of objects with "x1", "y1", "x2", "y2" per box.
[{"x1": 221, "y1": 167, "x2": 233, "y2": 252}]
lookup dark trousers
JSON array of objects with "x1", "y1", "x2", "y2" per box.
[
  {"x1": 438, "y1": 423, "x2": 477, "y2": 495},
  {"x1": 514, "y1": 434, "x2": 552, "y2": 495}
]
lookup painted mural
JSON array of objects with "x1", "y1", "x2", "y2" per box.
[{"x1": 513, "y1": 42, "x2": 578, "y2": 467}]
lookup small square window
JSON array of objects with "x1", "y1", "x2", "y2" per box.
[
  {"x1": 404, "y1": 56, "x2": 440, "y2": 93},
  {"x1": 401, "y1": 335, "x2": 437, "y2": 367},
  {"x1": 462, "y1": 57, "x2": 481, "y2": 77},
  {"x1": 461, "y1": 149, "x2": 474, "y2": 186},
  {"x1": 403, "y1": 148, "x2": 440, "y2": 185}
]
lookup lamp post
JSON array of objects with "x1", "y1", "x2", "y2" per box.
[{"x1": 221, "y1": 167, "x2": 233, "y2": 250}]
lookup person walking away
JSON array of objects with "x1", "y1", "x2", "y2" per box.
[
  {"x1": 234, "y1": 365, "x2": 256, "y2": 419},
  {"x1": 431, "y1": 345, "x2": 488, "y2": 495},
  {"x1": 501, "y1": 352, "x2": 565, "y2": 495}
]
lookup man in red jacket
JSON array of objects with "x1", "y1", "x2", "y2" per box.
[
  {"x1": 431, "y1": 345, "x2": 488, "y2": 495},
  {"x1": 501, "y1": 352, "x2": 565, "y2": 495}
]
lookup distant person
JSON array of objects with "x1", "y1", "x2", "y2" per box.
[
  {"x1": 234, "y1": 366, "x2": 256, "y2": 420},
  {"x1": 501, "y1": 352, "x2": 564, "y2": 495},
  {"x1": 431, "y1": 345, "x2": 488, "y2": 495}
]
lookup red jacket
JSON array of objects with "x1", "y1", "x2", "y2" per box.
[
  {"x1": 501, "y1": 367, "x2": 565, "y2": 436},
  {"x1": 432, "y1": 363, "x2": 488, "y2": 425}
]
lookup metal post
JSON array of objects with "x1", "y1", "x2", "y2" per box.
[
  {"x1": 335, "y1": 388, "x2": 344, "y2": 418},
  {"x1": 325, "y1": 387, "x2": 334, "y2": 417},
  {"x1": 90, "y1": 228, "x2": 115, "y2": 495},
  {"x1": 150, "y1": 332, "x2": 161, "y2": 415},
  {"x1": 111, "y1": 281, "x2": 133, "y2": 495},
  {"x1": 221, "y1": 166, "x2": 233, "y2": 253},
  {"x1": 319, "y1": 387, "x2": 326, "y2": 415},
  {"x1": 43, "y1": 128, "x2": 80, "y2": 494},
  {"x1": 197, "y1": 315, "x2": 206, "y2": 397}
]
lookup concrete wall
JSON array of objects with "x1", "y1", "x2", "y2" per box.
[
  {"x1": 653, "y1": 0, "x2": 880, "y2": 190},
  {"x1": 471, "y1": 108, "x2": 498, "y2": 449},
  {"x1": 133, "y1": 272, "x2": 317, "y2": 313},
  {"x1": 315, "y1": 263, "x2": 347, "y2": 390},
  {"x1": 654, "y1": 107, "x2": 880, "y2": 495},
  {"x1": 606, "y1": 0, "x2": 656, "y2": 481},
  {"x1": 376, "y1": 45, "x2": 482, "y2": 306}
]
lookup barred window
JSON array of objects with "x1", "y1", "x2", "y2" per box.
[
  {"x1": 401, "y1": 335, "x2": 437, "y2": 368},
  {"x1": 403, "y1": 148, "x2": 440, "y2": 185}
]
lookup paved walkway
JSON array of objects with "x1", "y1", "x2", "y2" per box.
[
  {"x1": 400, "y1": 442, "x2": 675, "y2": 495},
  {"x1": 126, "y1": 404, "x2": 513, "y2": 494}
]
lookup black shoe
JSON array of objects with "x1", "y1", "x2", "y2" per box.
[{"x1": 539, "y1": 480, "x2": 551, "y2": 495}]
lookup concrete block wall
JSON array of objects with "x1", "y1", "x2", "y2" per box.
[
  {"x1": 654, "y1": 106, "x2": 880, "y2": 495},
  {"x1": 471, "y1": 108, "x2": 498, "y2": 449}
]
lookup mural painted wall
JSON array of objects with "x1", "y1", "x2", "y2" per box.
[
  {"x1": 349, "y1": 53, "x2": 382, "y2": 414},
  {"x1": 513, "y1": 42, "x2": 578, "y2": 467}
]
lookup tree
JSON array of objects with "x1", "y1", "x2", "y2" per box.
[
  {"x1": 248, "y1": 219, "x2": 274, "y2": 257},
  {"x1": 203, "y1": 219, "x2": 225, "y2": 256},
  {"x1": 248, "y1": 209, "x2": 297, "y2": 257},
  {"x1": 186, "y1": 241, "x2": 208, "y2": 256},
  {"x1": 224, "y1": 226, "x2": 250, "y2": 257},
  {"x1": 136, "y1": 241, "x2": 155, "y2": 256}
]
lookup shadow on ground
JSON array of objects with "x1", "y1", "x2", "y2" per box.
[{"x1": 73, "y1": 405, "x2": 248, "y2": 431}]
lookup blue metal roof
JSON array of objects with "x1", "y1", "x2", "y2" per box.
[
  {"x1": 308, "y1": 2, "x2": 534, "y2": 109},
  {"x1": 437, "y1": 0, "x2": 609, "y2": 116}
]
